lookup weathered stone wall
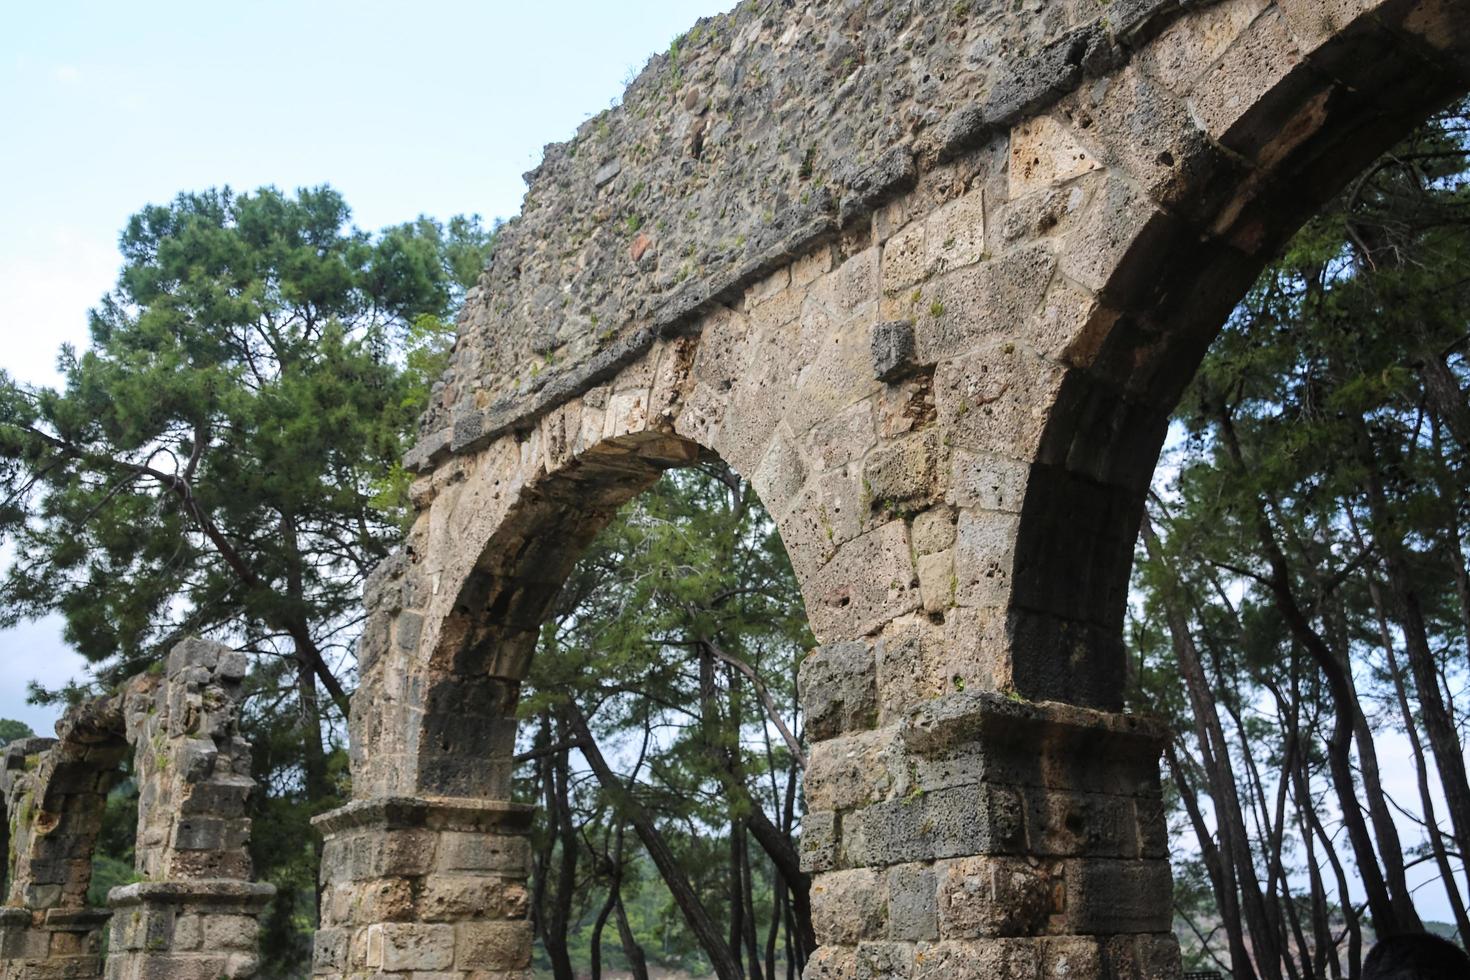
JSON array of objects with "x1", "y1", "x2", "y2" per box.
[
  {"x1": 320, "y1": 0, "x2": 1470, "y2": 977},
  {"x1": 414, "y1": 0, "x2": 1204, "y2": 462},
  {"x1": 0, "y1": 639, "x2": 272, "y2": 980}
]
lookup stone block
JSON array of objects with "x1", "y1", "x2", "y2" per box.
[
  {"x1": 366, "y1": 922, "x2": 455, "y2": 972},
  {"x1": 886, "y1": 864, "x2": 938, "y2": 941},
  {"x1": 871, "y1": 320, "x2": 919, "y2": 383},
  {"x1": 863, "y1": 431, "x2": 939, "y2": 513},
  {"x1": 937, "y1": 856, "x2": 1059, "y2": 938},
  {"x1": 1009, "y1": 115, "x2": 1102, "y2": 198},
  {"x1": 455, "y1": 920, "x2": 533, "y2": 970},
  {"x1": 800, "y1": 642, "x2": 877, "y2": 742},
  {"x1": 811, "y1": 868, "x2": 888, "y2": 946},
  {"x1": 809, "y1": 520, "x2": 919, "y2": 640},
  {"x1": 800, "y1": 810, "x2": 839, "y2": 874},
  {"x1": 1062, "y1": 858, "x2": 1173, "y2": 933},
  {"x1": 860, "y1": 783, "x2": 1024, "y2": 866},
  {"x1": 805, "y1": 728, "x2": 900, "y2": 812},
  {"x1": 435, "y1": 832, "x2": 530, "y2": 875},
  {"x1": 916, "y1": 549, "x2": 955, "y2": 613}
]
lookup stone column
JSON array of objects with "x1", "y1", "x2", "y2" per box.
[
  {"x1": 0, "y1": 907, "x2": 111, "y2": 980},
  {"x1": 800, "y1": 642, "x2": 1179, "y2": 980},
  {"x1": 103, "y1": 638, "x2": 273, "y2": 980},
  {"x1": 312, "y1": 798, "x2": 534, "y2": 978}
]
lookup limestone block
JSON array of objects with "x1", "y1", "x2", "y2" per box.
[
  {"x1": 1140, "y1": 0, "x2": 1271, "y2": 92},
  {"x1": 952, "y1": 509, "x2": 1020, "y2": 608},
  {"x1": 799, "y1": 642, "x2": 878, "y2": 741},
  {"x1": 910, "y1": 938, "x2": 1041, "y2": 980},
  {"x1": 809, "y1": 520, "x2": 919, "y2": 641},
  {"x1": 1062, "y1": 858, "x2": 1174, "y2": 934},
  {"x1": 805, "y1": 945, "x2": 859, "y2": 980},
  {"x1": 752, "y1": 427, "x2": 809, "y2": 518},
  {"x1": 1185, "y1": 6, "x2": 1307, "y2": 151},
  {"x1": 455, "y1": 920, "x2": 533, "y2": 970},
  {"x1": 863, "y1": 431, "x2": 940, "y2": 513},
  {"x1": 916, "y1": 549, "x2": 955, "y2": 613},
  {"x1": 811, "y1": 869, "x2": 888, "y2": 946},
  {"x1": 1102, "y1": 932, "x2": 1184, "y2": 980},
  {"x1": 805, "y1": 729, "x2": 901, "y2": 812},
  {"x1": 935, "y1": 345, "x2": 1061, "y2": 460},
  {"x1": 859, "y1": 783, "x2": 1024, "y2": 866},
  {"x1": 871, "y1": 320, "x2": 919, "y2": 383},
  {"x1": 1008, "y1": 116, "x2": 1102, "y2": 198},
  {"x1": 910, "y1": 506, "x2": 957, "y2": 554},
  {"x1": 936, "y1": 856, "x2": 1059, "y2": 939},
  {"x1": 881, "y1": 222, "x2": 929, "y2": 295},
  {"x1": 800, "y1": 811, "x2": 839, "y2": 874},
  {"x1": 366, "y1": 922, "x2": 455, "y2": 972},
  {"x1": 885, "y1": 864, "x2": 938, "y2": 942},
  {"x1": 913, "y1": 246, "x2": 1056, "y2": 366}
]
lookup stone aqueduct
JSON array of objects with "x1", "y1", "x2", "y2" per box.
[{"x1": 4, "y1": 0, "x2": 1470, "y2": 976}]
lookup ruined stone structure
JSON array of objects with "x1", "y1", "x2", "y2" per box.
[
  {"x1": 1, "y1": 639, "x2": 271, "y2": 979},
  {"x1": 314, "y1": 0, "x2": 1470, "y2": 976}
]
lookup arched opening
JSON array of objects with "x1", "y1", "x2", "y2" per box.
[
  {"x1": 1008, "y1": 0, "x2": 1470, "y2": 710},
  {"x1": 413, "y1": 430, "x2": 817, "y2": 978},
  {"x1": 997, "y1": 0, "x2": 1470, "y2": 974},
  {"x1": 1128, "y1": 99, "x2": 1470, "y2": 973},
  {"x1": 515, "y1": 459, "x2": 815, "y2": 979}
]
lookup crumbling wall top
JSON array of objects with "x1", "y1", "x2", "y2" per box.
[{"x1": 415, "y1": 0, "x2": 1208, "y2": 469}]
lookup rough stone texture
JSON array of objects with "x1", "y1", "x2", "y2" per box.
[
  {"x1": 318, "y1": 0, "x2": 1470, "y2": 977},
  {"x1": 0, "y1": 639, "x2": 271, "y2": 979},
  {"x1": 311, "y1": 798, "x2": 535, "y2": 978}
]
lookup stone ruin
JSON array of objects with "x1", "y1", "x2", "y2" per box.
[
  {"x1": 1, "y1": 638, "x2": 272, "y2": 979},
  {"x1": 4, "y1": 0, "x2": 1469, "y2": 977},
  {"x1": 317, "y1": 0, "x2": 1468, "y2": 976}
]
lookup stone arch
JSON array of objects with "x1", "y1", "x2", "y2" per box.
[
  {"x1": 319, "y1": 1, "x2": 1470, "y2": 977},
  {"x1": 0, "y1": 641, "x2": 271, "y2": 979},
  {"x1": 9, "y1": 700, "x2": 130, "y2": 913},
  {"x1": 1004, "y1": 0, "x2": 1470, "y2": 711}
]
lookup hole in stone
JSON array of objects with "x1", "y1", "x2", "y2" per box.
[{"x1": 1157, "y1": 150, "x2": 1175, "y2": 167}]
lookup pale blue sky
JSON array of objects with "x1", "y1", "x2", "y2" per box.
[{"x1": 0, "y1": 0, "x2": 729, "y2": 732}]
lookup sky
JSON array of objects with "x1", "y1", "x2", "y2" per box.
[
  {"x1": 0, "y1": 0, "x2": 1464, "y2": 931},
  {"x1": 0, "y1": 0, "x2": 730, "y2": 732}
]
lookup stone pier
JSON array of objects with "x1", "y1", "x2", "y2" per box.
[{"x1": 312, "y1": 798, "x2": 534, "y2": 977}]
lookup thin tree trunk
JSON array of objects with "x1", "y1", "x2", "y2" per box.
[
  {"x1": 1141, "y1": 512, "x2": 1271, "y2": 980},
  {"x1": 614, "y1": 888, "x2": 650, "y2": 980},
  {"x1": 1216, "y1": 404, "x2": 1408, "y2": 934},
  {"x1": 544, "y1": 716, "x2": 579, "y2": 980},
  {"x1": 1366, "y1": 571, "x2": 1470, "y2": 940},
  {"x1": 565, "y1": 700, "x2": 744, "y2": 980}
]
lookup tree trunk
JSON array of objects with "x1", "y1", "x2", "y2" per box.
[
  {"x1": 544, "y1": 715, "x2": 579, "y2": 980},
  {"x1": 1368, "y1": 574, "x2": 1470, "y2": 941},
  {"x1": 1141, "y1": 513, "x2": 1272, "y2": 980},
  {"x1": 1216, "y1": 404, "x2": 1410, "y2": 935},
  {"x1": 565, "y1": 700, "x2": 745, "y2": 980},
  {"x1": 1355, "y1": 419, "x2": 1470, "y2": 886}
]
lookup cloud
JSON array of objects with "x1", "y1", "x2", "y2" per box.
[
  {"x1": 0, "y1": 227, "x2": 117, "y2": 387},
  {"x1": 51, "y1": 64, "x2": 82, "y2": 85}
]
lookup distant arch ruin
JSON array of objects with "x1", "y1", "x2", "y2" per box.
[
  {"x1": 1, "y1": 639, "x2": 271, "y2": 980},
  {"x1": 314, "y1": 0, "x2": 1470, "y2": 976}
]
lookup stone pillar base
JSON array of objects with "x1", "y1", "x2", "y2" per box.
[
  {"x1": 801, "y1": 690, "x2": 1183, "y2": 980},
  {"x1": 104, "y1": 880, "x2": 274, "y2": 980},
  {"x1": 312, "y1": 796, "x2": 534, "y2": 978},
  {"x1": 0, "y1": 906, "x2": 111, "y2": 980}
]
